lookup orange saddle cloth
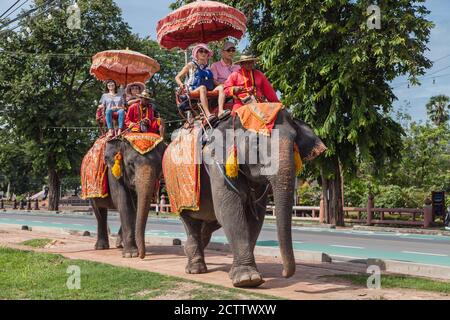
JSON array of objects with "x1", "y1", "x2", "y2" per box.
[
  {"x1": 162, "y1": 123, "x2": 202, "y2": 214},
  {"x1": 234, "y1": 102, "x2": 284, "y2": 136},
  {"x1": 81, "y1": 136, "x2": 109, "y2": 199},
  {"x1": 123, "y1": 132, "x2": 163, "y2": 155}
]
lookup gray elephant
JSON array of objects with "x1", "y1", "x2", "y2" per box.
[
  {"x1": 167, "y1": 109, "x2": 326, "y2": 287},
  {"x1": 88, "y1": 136, "x2": 166, "y2": 258}
]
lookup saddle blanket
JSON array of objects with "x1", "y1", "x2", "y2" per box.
[
  {"x1": 81, "y1": 136, "x2": 109, "y2": 199},
  {"x1": 123, "y1": 132, "x2": 163, "y2": 155},
  {"x1": 234, "y1": 102, "x2": 284, "y2": 136},
  {"x1": 162, "y1": 123, "x2": 202, "y2": 214}
]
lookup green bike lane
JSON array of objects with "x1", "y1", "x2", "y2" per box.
[{"x1": 1, "y1": 210, "x2": 449, "y2": 267}]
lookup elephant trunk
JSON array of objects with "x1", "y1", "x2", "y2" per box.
[
  {"x1": 272, "y1": 139, "x2": 296, "y2": 278},
  {"x1": 135, "y1": 166, "x2": 156, "y2": 259}
]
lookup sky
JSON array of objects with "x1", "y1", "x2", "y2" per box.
[{"x1": 1, "y1": 0, "x2": 449, "y2": 122}]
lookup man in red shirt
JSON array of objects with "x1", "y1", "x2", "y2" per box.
[
  {"x1": 224, "y1": 55, "x2": 280, "y2": 112},
  {"x1": 125, "y1": 90, "x2": 164, "y2": 136}
]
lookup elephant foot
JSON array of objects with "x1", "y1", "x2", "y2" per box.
[
  {"x1": 185, "y1": 260, "x2": 207, "y2": 274},
  {"x1": 94, "y1": 239, "x2": 110, "y2": 250},
  {"x1": 230, "y1": 265, "x2": 265, "y2": 288},
  {"x1": 122, "y1": 247, "x2": 139, "y2": 258},
  {"x1": 115, "y1": 236, "x2": 123, "y2": 249}
]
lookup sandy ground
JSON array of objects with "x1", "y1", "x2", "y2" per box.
[{"x1": 0, "y1": 224, "x2": 449, "y2": 300}]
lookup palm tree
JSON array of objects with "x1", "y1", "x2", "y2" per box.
[{"x1": 426, "y1": 95, "x2": 450, "y2": 126}]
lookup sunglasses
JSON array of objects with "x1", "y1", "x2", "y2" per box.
[
  {"x1": 226, "y1": 48, "x2": 236, "y2": 53},
  {"x1": 198, "y1": 49, "x2": 209, "y2": 54}
]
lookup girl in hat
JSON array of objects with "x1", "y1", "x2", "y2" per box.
[{"x1": 175, "y1": 43, "x2": 227, "y2": 123}]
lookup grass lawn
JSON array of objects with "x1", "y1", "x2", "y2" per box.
[
  {"x1": 0, "y1": 247, "x2": 278, "y2": 300},
  {"x1": 329, "y1": 274, "x2": 450, "y2": 294},
  {"x1": 20, "y1": 238, "x2": 53, "y2": 248}
]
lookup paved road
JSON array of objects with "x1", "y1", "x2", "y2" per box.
[{"x1": 1, "y1": 210, "x2": 450, "y2": 267}]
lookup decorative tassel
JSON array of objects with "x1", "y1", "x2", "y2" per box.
[
  {"x1": 225, "y1": 144, "x2": 239, "y2": 179},
  {"x1": 293, "y1": 144, "x2": 303, "y2": 176},
  {"x1": 111, "y1": 152, "x2": 122, "y2": 179}
]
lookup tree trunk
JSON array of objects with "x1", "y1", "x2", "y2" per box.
[
  {"x1": 48, "y1": 168, "x2": 60, "y2": 211},
  {"x1": 321, "y1": 156, "x2": 344, "y2": 226}
]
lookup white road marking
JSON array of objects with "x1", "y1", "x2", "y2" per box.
[
  {"x1": 402, "y1": 251, "x2": 448, "y2": 257},
  {"x1": 331, "y1": 245, "x2": 365, "y2": 249}
]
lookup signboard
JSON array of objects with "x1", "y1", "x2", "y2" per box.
[{"x1": 432, "y1": 191, "x2": 446, "y2": 217}]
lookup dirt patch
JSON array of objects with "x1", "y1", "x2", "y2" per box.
[{"x1": 153, "y1": 282, "x2": 202, "y2": 300}]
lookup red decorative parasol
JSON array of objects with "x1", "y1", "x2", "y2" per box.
[
  {"x1": 156, "y1": 0, "x2": 247, "y2": 50},
  {"x1": 90, "y1": 49, "x2": 160, "y2": 86}
]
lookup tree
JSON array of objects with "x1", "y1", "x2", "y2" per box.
[
  {"x1": 221, "y1": 0, "x2": 433, "y2": 226},
  {"x1": 426, "y1": 95, "x2": 450, "y2": 126},
  {"x1": 0, "y1": 0, "x2": 137, "y2": 210}
]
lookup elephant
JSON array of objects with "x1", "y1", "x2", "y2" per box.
[
  {"x1": 173, "y1": 109, "x2": 326, "y2": 287},
  {"x1": 90, "y1": 137, "x2": 166, "y2": 258}
]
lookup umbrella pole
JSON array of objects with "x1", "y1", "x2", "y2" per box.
[{"x1": 185, "y1": 50, "x2": 188, "y2": 65}]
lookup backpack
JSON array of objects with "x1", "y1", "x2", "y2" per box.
[{"x1": 191, "y1": 61, "x2": 215, "y2": 91}]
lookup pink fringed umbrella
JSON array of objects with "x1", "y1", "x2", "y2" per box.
[
  {"x1": 90, "y1": 49, "x2": 160, "y2": 86},
  {"x1": 156, "y1": 0, "x2": 247, "y2": 50}
]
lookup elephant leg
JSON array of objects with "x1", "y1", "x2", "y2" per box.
[
  {"x1": 180, "y1": 214, "x2": 207, "y2": 274},
  {"x1": 210, "y1": 178, "x2": 264, "y2": 287},
  {"x1": 115, "y1": 226, "x2": 123, "y2": 248},
  {"x1": 201, "y1": 221, "x2": 221, "y2": 251},
  {"x1": 116, "y1": 189, "x2": 138, "y2": 258},
  {"x1": 93, "y1": 205, "x2": 109, "y2": 250},
  {"x1": 248, "y1": 194, "x2": 268, "y2": 252}
]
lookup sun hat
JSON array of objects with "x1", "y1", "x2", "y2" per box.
[
  {"x1": 234, "y1": 55, "x2": 258, "y2": 65},
  {"x1": 136, "y1": 90, "x2": 153, "y2": 100},
  {"x1": 192, "y1": 43, "x2": 213, "y2": 60},
  {"x1": 125, "y1": 82, "x2": 145, "y2": 96}
]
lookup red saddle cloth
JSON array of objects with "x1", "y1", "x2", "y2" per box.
[
  {"x1": 234, "y1": 102, "x2": 284, "y2": 136},
  {"x1": 162, "y1": 123, "x2": 202, "y2": 214},
  {"x1": 123, "y1": 132, "x2": 163, "y2": 155},
  {"x1": 80, "y1": 136, "x2": 109, "y2": 199}
]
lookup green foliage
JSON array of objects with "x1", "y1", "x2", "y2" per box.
[
  {"x1": 0, "y1": 129, "x2": 45, "y2": 195},
  {"x1": 387, "y1": 122, "x2": 450, "y2": 192},
  {"x1": 426, "y1": 95, "x2": 450, "y2": 126},
  {"x1": 0, "y1": 0, "x2": 136, "y2": 198},
  {"x1": 297, "y1": 182, "x2": 321, "y2": 206},
  {"x1": 0, "y1": 0, "x2": 186, "y2": 201}
]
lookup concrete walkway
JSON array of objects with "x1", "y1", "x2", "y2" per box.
[{"x1": 0, "y1": 224, "x2": 449, "y2": 300}]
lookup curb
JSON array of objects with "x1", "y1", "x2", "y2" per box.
[
  {"x1": 3, "y1": 223, "x2": 450, "y2": 281},
  {"x1": 353, "y1": 225, "x2": 450, "y2": 237},
  {"x1": 367, "y1": 258, "x2": 450, "y2": 281}
]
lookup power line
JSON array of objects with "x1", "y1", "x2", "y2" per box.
[
  {"x1": 0, "y1": 0, "x2": 21, "y2": 19},
  {"x1": 0, "y1": 50, "x2": 93, "y2": 58},
  {"x1": 0, "y1": 0, "x2": 57, "y2": 31},
  {"x1": 432, "y1": 53, "x2": 450, "y2": 64},
  {"x1": 0, "y1": 0, "x2": 30, "y2": 22}
]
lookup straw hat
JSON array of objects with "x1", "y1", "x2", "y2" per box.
[
  {"x1": 125, "y1": 82, "x2": 145, "y2": 96},
  {"x1": 136, "y1": 90, "x2": 153, "y2": 100},
  {"x1": 234, "y1": 55, "x2": 258, "y2": 65}
]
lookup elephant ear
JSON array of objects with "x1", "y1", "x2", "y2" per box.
[
  {"x1": 292, "y1": 119, "x2": 327, "y2": 162},
  {"x1": 105, "y1": 139, "x2": 123, "y2": 167}
]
